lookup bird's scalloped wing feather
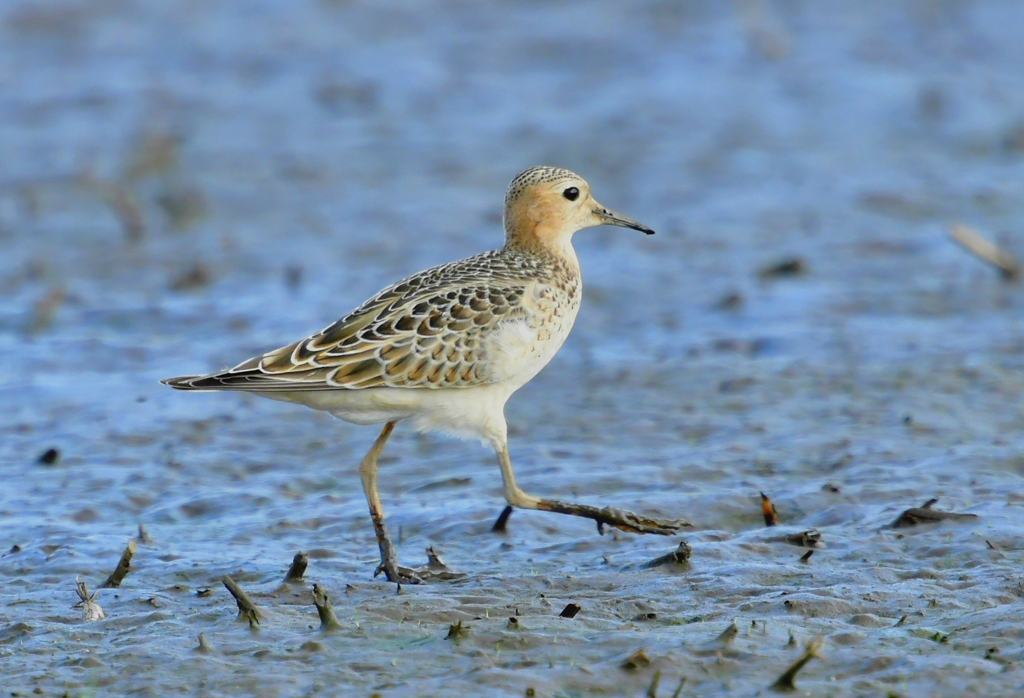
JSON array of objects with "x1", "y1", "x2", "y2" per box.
[{"x1": 164, "y1": 251, "x2": 539, "y2": 391}]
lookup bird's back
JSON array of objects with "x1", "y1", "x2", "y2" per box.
[{"x1": 162, "y1": 246, "x2": 582, "y2": 395}]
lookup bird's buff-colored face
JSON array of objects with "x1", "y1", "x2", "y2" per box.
[{"x1": 503, "y1": 166, "x2": 654, "y2": 253}]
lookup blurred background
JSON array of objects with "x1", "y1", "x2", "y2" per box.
[{"x1": 3, "y1": 1, "x2": 1024, "y2": 696}]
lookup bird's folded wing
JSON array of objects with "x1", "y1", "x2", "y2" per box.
[{"x1": 164, "y1": 254, "x2": 532, "y2": 391}]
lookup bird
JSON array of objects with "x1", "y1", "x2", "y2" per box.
[{"x1": 163, "y1": 166, "x2": 689, "y2": 584}]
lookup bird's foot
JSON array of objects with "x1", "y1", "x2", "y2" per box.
[
  {"x1": 373, "y1": 559, "x2": 423, "y2": 585},
  {"x1": 373, "y1": 546, "x2": 467, "y2": 584},
  {"x1": 537, "y1": 499, "x2": 690, "y2": 535},
  {"x1": 373, "y1": 534, "x2": 423, "y2": 585}
]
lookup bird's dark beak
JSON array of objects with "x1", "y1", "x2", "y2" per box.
[{"x1": 595, "y1": 206, "x2": 655, "y2": 235}]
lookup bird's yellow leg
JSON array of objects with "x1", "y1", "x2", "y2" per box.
[
  {"x1": 359, "y1": 422, "x2": 421, "y2": 585},
  {"x1": 493, "y1": 441, "x2": 690, "y2": 535}
]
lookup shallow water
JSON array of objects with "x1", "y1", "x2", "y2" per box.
[{"x1": 3, "y1": 0, "x2": 1024, "y2": 695}]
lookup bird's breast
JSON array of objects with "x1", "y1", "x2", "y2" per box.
[{"x1": 482, "y1": 279, "x2": 581, "y2": 389}]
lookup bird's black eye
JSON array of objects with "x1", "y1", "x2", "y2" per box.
[{"x1": 563, "y1": 186, "x2": 580, "y2": 201}]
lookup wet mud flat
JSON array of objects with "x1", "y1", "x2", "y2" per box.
[
  {"x1": 5, "y1": 350, "x2": 1024, "y2": 698},
  {"x1": 4, "y1": 1, "x2": 1024, "y2": 696}
]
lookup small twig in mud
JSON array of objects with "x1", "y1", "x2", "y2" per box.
[
  {"x1": 100, "y1": 539, "x2": 138, "y2": 588},
  {"x1": 670, "y1": 677, "x2": 687, "y2": 698},
  {"x1": 411, "y1": 546, "x2": 466, "y2": 581},
  {"x1": 445, "y1": 620, "x2": 468, "y2": 641},
  {"x1": 74, "y1": 577, "x2": 105, "y2": 621},
  {"x1": 760, "y1": 492, "x2": 780, "y2": 526},
  {"x1": 284, "y1": 552, "x2": 309, "y2": 583},
  {"x1": 559, "y1": 603, "x2": 581, "y2": 619},
  {"x1": 424, "y1": 546, "x2": 447, "y2": 570},
  {"x1": 622, "y1": 649, "x2": 651, "y2": 670},
  {"x1": 692, "y1": 618, "x2": 741, "y2": 655},
  {"x1": 157, "y1": 186, "x2": 207, "y2": 231},
  {"x1": 37, "y1": 448, "x2": 60, "y2": 465},
  {"x1": 735, "y1": 0, "x2": 793, "y2": 60},
  {"x1": 106, "y1": 186, "x2": 146, "y2": 242},
  {"x1": 312, "y1": 584, "x2": 343, "y2": 631},
  {"x1": 284, "y1": 264, "x2": 304, "y2": 293},
  {"x1": 222, "y1": 576, "x2": 262, "y2": 627},
  {"x1": 799, "y1": 550, "x2": 814, "y2": 564},
  {"x1": 644, "y1": 541, "x2": 693, "y2": 568},
  {"x1": 758, "y1": 257, "x2": 806, "y2": 279},
  {"x1": 949, "y1": 223, "x2": 1022, "y2": 282},
  {"x1": 785, "y1": 530, "x2": 822, "y2": 548},
  {"x1": 136, "y1": 523, "x2": 152, "y2": 544},
  {"x1": 714, "y1": 620, "x2": 739, "y2": 648},
  {"x1": 126, "y1": 132, "x2": 180, "y2": 181},
  {"x1": 195, "y1": 633, "x2": 214, "y2": 654},
  {"x1": 694, "y1": 620, "x2": 739, "y2": 656},
  {"x1": 772, "y1": 637, "x2": 824, "y2": 691},
  {"x1": 715, "y1": 291, "x2": 744, "y2": 310},
  {"x1": 170, "y1": 261, "x2": 213, "y2": 292},
  {"x1": 891, "y1": 498, "x2": 979, "y2": 528},
  {"x1": 28, "y1": 288, "x2": 66, "y2": 334},
  {"x1": 491, "y1": 505, "x2": 513, "y2": 532},
  {"x1": 646, "y1": 670, "x2": 662, "y2": 698}
]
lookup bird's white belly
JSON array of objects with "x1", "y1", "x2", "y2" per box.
[
  {"x1": 481, "y1": 317, "x2": 569, "y2": 392},
  {"x1": 482, "y1": 280, "x2": 581, "y2": 391},
  {"x1": 264, "y1": 383, "x2": 516, "y2": 444}
]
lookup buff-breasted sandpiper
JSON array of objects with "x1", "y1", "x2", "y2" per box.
[{"x1": 164, "y1": 166, "x2": 689, "y2": 583}]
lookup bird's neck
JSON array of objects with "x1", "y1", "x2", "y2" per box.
[
  {"x1": 504, "y1": 219, "x2": 579, "y2": 265},
  {"x1": 501, "y1": 235, "x2": 581, "y2": 296}
]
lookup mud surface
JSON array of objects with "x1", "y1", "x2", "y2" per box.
[{"x1": 3, "y1": 1, "x2": 1024, "y2": 696}]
